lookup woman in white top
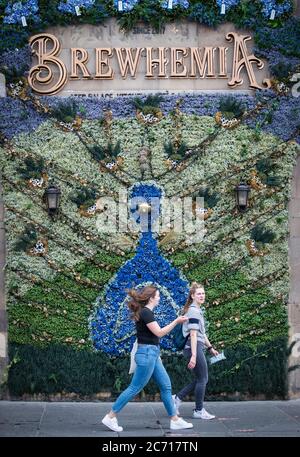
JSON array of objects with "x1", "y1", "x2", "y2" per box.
[{"x1": 173, "y1": 282, "x2": 219, "y2": 419}]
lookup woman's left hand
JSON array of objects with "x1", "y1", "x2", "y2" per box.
[
  {"x1": 188, "y1": 355, "x2": 196, "y2": 369},
  {"x1": 210, "y1": 348, "x2": 219, "y2": 357}
]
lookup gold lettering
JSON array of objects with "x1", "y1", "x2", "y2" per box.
[
  {"x1": 170, "y1": 48, "x2": 188, "y2": 78},
  {"x1": 145, "y1": 47, "x2": 168, "y2": 78},
  {"x1": 70, "y1": 48, "x2": 91, "y2": 79},
  {"x1": 218, "y1": 46, "x2": 228, "y2": 78},
  {"x1": 190, "y1": 47, "x2": 216, "y2": 78},
  {"x1": 95, "y1": 48, "x2": 114, "y2": 79},
  {"x1": 27, "y1": 31, "x2": 269, "y2": 94},
  {"x1": 115, "y1": 48, "x2": 143, "y2": 78},
  {"x1": 28, "y1": 33, "x2": 67, "y2": 95},
  {"x1": 226, "y1": 32, "x2": 270, "y2": 89}
]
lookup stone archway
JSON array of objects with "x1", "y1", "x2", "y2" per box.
[{"x1": 288, "y1": 153, "x2": 300, "y2": 398}]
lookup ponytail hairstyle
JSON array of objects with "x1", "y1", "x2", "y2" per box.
[
  {"x1": 183, "y1": 282, "x2": 205, "y2": 314},
  {"x1": 126, "y1": 285, "x2": 158, "y2": 321}
]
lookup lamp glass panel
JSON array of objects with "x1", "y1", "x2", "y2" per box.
[
  {"x1": 48, "y1": 193, "x2": 57, "y2": 209},
  {"x1": 238, "y1": 190, "x2": 248, "y2": 207}
]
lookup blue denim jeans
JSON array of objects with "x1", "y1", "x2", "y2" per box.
[{"x1": 112, "y1": 344, "x2": 176, "y2": 416}]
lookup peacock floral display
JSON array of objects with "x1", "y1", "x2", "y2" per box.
[
  {"x1": 1, "y1": 91, "x2": 299, "y2": 399},
  {"x1": 0, "y1": 3, "x2": 300, "y2": 400},
  {"x1": 90, "y1": 182, "x2": 189, "y2": 355}
]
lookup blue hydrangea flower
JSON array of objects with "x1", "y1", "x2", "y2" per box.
[
  {"x1": 57, "y1": 0, "x2": 96, "y2": 14},
  {"x1": 90, "y1": 231, "x2": 189, "y2": 355},
  {"x1": 216, "y1": 0, "x2": 240, "y2": 10},
  {"x1": 260, "y1": 0, "x2": 292, "y2": 18},
  {"x1": 90, "y1": 182, "x2": 189, "y2": 356},
  {"x1": 161, "y1": 0, "x2": 190, "y2": 9},
  {"x1": 189, "y1": 3, "x2": 222, "y2": 27},
  {"x1": 113, "y1": 0, "x2": 139, "y2": 12},
  {"x1": 3, "y1": 0, "x2": 39, "y2": 25}
]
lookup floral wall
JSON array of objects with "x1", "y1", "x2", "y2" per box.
[{"x1": 0, "y1": 0, "x2": 300, "y2": 399}]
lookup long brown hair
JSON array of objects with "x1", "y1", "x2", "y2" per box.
[
  {"x1": 183, "y1": 282, "x2": 205, "y2": 314},
  {"x1": 127, "y1": 285, "x2": 158, "y2": 321}
]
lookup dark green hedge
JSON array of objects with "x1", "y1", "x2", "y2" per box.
[{"x1": 8, "y1": 337, "x2": 288, "y2": 400}]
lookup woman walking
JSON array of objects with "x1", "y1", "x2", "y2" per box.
[
  {"x1": 172, "y1": 282, "x2": 218, "y2": 419},
  {"x1": 102, "y1": 285, "x2": 193, "y2": 432}
]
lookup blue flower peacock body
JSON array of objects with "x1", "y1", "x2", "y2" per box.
[{"x1": 90, "y1": 182, "x2": 189, "y2": 356}]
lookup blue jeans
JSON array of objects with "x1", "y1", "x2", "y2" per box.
[{"x1": 112, "y1": 344, "x2": 176, "y2": 416}]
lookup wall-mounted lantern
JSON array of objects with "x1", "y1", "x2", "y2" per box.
[
  {"x1": 44, "y1": 185, "x2": 61, "y2": 217},
  {"x1": 235, "y1": 182, "x2": 250, "y2": 212}
]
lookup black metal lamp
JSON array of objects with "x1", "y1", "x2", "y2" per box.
[
  {"x1": 44, "y1": 185, "x2": 61, "y2": 217},
  {"x1": 235, "y1": 182, "x2": 250, "y2": 212}
]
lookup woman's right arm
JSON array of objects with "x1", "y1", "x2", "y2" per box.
[
  {"x1": 146, "y1": 315, "x2": 187, "y2": 338},
  {"x1": 188, "y1": 330, "x2": 197, "y2": 369}
]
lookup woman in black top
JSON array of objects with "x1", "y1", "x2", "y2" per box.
[{"x1": 102, "y1": 284, "x2": 193, "y2": 432}]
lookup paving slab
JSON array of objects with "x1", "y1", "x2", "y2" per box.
[{"x1": 1, "y1": 400, "x2": 300, "y2": 437}]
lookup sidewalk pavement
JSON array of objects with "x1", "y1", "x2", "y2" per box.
[{"x1": 1, "y1": 400, "x2": 300, "y2": 437}]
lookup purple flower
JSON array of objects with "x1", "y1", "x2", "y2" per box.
[
  {"x1": 0, "y1": 45, "x2": 32, "y2": 76},
  {"x1": 2, "y1": 92, "x2": 298, "y2": 145},
  {"x1": 254, "y1": 48, "x2": 300, "y2": 76},
  {"x1": 245, "y1": 94, "x2": 300, "y2": 143},
  {"x1": 0, "y1": 98, "x2": 46, "y2": 138}
]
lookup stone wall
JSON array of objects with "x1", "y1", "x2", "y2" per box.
[
  {"x1": 0, "y1": 177, "x2": 7, "y2": 388},
  {"x1": 288, "y1": 155, "x2": 300, "y2": 398}
]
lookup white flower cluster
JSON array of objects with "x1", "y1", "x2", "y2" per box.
[
  {"x1": 139, "y1": 113, "x2": 159, "y2": 124},
  {"x1": 105, "y1": 161, "x2": 117, "y2": 169},
  {"x1": 58, "y1": 121, "x2": 75, "y2": 131},
  {"x1": 9, "y1": 80, "x2": 24, "y2": 97},
  {"x1": 86, "y1": 203, "x2": 97, "y2": 214},
  {"x1": 276, "y1": 81, "x2": 290, "y2": 95},
  {"x1": 220, "y1": 116, "x2": 239, "y2": 128},
  {"x1": 32, "y1": 240, "x2": 46, "y2": 255},
  {"x1": 29, "y1": 177, "x2": 44, "y2": 188}
]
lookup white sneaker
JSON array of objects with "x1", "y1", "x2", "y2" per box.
[
  {"x1": 170, "y1": 417, "x2": 193, "y2": 430},
  {"x1": 193, "y1": 408, "x2": 215, "y2": 420},
  {"x1": 102, "y1": 414, "x2": 123, "y2": 432},
  {"x1": 172, "y1": 394, "x2": 182, "y2": 415}
]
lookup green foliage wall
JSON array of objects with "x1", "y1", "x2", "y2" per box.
[{"x1": 1, "y1": 99, "x2": 299, "y2": 399}]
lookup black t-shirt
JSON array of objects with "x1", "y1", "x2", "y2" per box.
[{"x1": 136, "y1": 307, "x2": 159, "y2": 345}]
